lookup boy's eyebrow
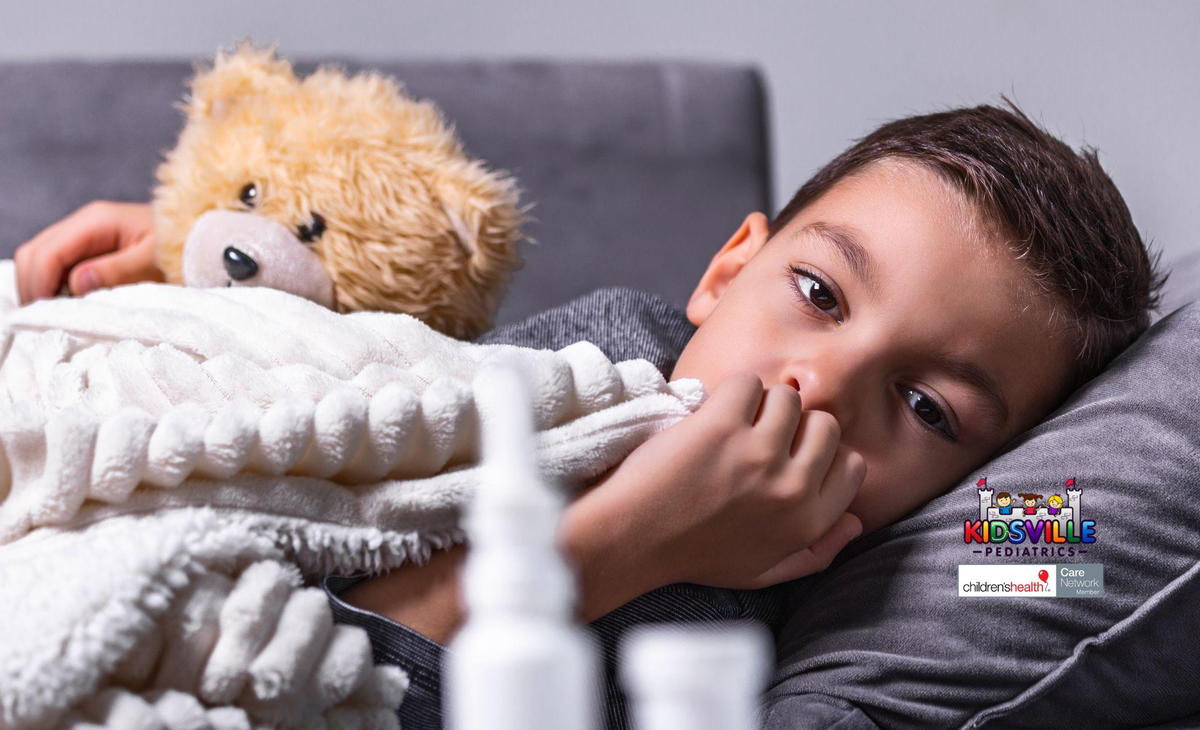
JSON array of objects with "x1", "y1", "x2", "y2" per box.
[
  {"x1": 931, "y1": 352, "x2": 1011, "y2": 430},
  {"x1": 795, "y1": 222, "x2": 878, "y2": 294}
]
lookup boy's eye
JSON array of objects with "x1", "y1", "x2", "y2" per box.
[
  {"x1": 788, "y1": 265, "x2": 844, "y2": 322},
  {"x1": 899, "y1": 385, "x2": 956, "y2": 441}
]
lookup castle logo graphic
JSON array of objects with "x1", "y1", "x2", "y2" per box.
[{"x1": 963, "y1": 477, "x2": 1097, "y2": 558}]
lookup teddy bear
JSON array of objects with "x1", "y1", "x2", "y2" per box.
[{"x1": 151, "y1": 41, "x2": 524, "y2": 340}]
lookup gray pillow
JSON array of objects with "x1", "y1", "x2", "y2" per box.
[{"x1": 763, "y1": 299, "x2": 1200, "y2": 729}]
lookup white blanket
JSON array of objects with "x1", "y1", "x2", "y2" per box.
[{"x1": 0, "y1": 261, "x2": 705, "y2": 729}]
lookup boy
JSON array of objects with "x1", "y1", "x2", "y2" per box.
[
  {"x1": 14, "y1": 100, "x2": 1164, "y2": 727},
  {"x1": 996, "y1": 492, "x2": 1015, "y2": 515},
  {"x1": 338, "y1": 100, "x2": 1162, "y2": 645}
]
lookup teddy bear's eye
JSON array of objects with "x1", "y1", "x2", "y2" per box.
[
  {"x1": 239, "y1": 182, "x2": 259, "y2": 208},
  {"x1": 297, "y1": 212, "x2": 326, "y2": 244}
]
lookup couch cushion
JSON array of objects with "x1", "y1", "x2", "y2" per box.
[
  {"x1": 0, "y1": 58, "x2": 769, "y2": 325},
  {"x1": 763, "y1": 300, "x2": 1200, "y2": 729}
]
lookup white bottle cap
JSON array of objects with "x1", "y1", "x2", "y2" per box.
[{"x1": 620, "y1": 622, "x2": 772, "y2": 730}]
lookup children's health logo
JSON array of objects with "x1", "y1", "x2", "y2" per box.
[
  {"x1": 964, "y1": 477, "x2": 1097, "y2": 558},
  {"x1": 959, "y1": 564, "x2": 1057, "y2": 597},
  {"x1": 958, "y1": 563, "x2": 1105, "y2": 598}
]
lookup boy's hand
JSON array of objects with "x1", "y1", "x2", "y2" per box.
[
  {"x1": 343, "y1": 372, "x2": 866, "y2": 637},
  {"x1": 14, "y1": 200, "x2": 162, "y2": 305},
  {"x1": 562, "y1": 371, "x2": 865, "y2": 618}
]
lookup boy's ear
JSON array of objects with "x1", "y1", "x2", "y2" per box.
[
  {"x1": 686, "y1": 211, "x2": 772, "y2": 326},
  {"x1": 182, "y1": 39, "x2": 296, "y2": 122}
]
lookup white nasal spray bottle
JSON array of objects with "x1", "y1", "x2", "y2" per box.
[
  {"x1": 445, "y1": 353, "x2": 599, "y2": 730},
  {"x1": 620, "y1": 622, "x2": 772, "y2": 730}
]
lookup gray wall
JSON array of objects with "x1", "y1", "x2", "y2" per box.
[{"x1": 2, "y1": 0, "x2": 1197, "y2": 270}]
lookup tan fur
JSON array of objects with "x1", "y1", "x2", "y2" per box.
[{"x1": 152, "y1": 40, "x2": 524, "y2": 340}]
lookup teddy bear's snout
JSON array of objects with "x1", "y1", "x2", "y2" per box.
[
  {"x1": 223, "y1": 246, "x2": 259, "y2": 281},
  {"x1": 183, "y1": 209, "x2": 335, "y2": 307}
]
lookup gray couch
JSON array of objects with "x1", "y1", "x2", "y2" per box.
[
  {"x1": 3, "y1": 57, "x2": 1199, "y2": 729},
  {"x1": 0, "y1": 57, "x2": 770, "y2": 325}
]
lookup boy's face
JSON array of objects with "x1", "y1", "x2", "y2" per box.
[
  {"x1": 997, "y1": 495, "x2": 1011, "y2": 507},
  {"x1": 671, "y1": 160, "x2": 1075, "y2": 534}
]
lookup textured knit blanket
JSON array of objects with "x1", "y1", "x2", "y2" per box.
[{"x1": 0, "y1": 262, "x2": 705, "y2": 729}]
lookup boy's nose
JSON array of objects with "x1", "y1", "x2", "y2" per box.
[{"x1": 786, "y1": 360, "x2": 861, "y2": 434}]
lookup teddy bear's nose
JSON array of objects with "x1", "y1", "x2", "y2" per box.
[{"x1": 223, "y1": 246, "x2": 259, "y2": 281}]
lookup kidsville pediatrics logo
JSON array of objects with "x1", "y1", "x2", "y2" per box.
[{"x1": 964, "y1": 477, "x2": 1097, "y2": 559}]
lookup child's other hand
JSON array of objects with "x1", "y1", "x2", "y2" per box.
[
  {"x1": 563, "y1": 372, "x2": 865, "y2": 608},
  {"x1": 14, "y1": 200, "x2": 162, "y2": 305}
]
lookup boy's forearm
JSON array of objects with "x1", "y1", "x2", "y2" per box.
[
  {"x1": 338, "y1": 541, "x2": 468, "y2": 645},
  {"x1": 342, "y1": 466, "x2": 670, "y2": 643},
  {"x1": 559, "y1": 468, "x2": 673, "y2": 622}
]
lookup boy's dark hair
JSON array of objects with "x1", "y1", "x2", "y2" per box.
[
  {"x1": 997, "y1": 492, "x2": 1011, "y2": 500},
  {"x1": 768, "y1": 97, "x2": 1167, "y2": 391}
]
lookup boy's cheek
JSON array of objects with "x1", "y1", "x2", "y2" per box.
[
  {"x1": 674, "y1": 339, "x2": 774, "y2": 394},
  {"x1": 672, "y1": 341, "x2": 731, "y2": 393}
]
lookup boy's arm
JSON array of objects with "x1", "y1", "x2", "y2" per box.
[
  {"x1": 338, "y1": 464, "x2": 668, "y2": 644},
  {"x1": 342, "y1": 373, "x2": 866, "y2": 643}
]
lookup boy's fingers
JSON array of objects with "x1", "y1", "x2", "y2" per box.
[
  {"x1": 754, "y1": 383, "x2": 803, "y2": 449},
  {"x1": 817, "y1": 444, "x2": 866, "y2": 503},
  {"x1": 14, "y1": 245, "x2": 33, "y2": 305},
  {"x1": 782, "y1": 445, "x2": 862, "y2": 556},
  {"x1": 67, "y1": 235, "x2": 163, "y2": 296},
  {"x1": 753, "y1": 512, "x2": 864, "y2": 586},
  {"x1": 789, "y1": 409, "x2": 841, "y2": 485},
  {"x1": 15, "y1": 230, "x2": 68, "y2": 304},
  {"x1": 702, "y1": 372, "x2": 764, "y2": 425},
  {"x1": 17, "y1": 202, "x2": 130, "y2": 303}
]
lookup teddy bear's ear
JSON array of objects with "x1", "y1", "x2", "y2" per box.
[
  {"x1": 434, "y1": 164, "x2": 525, "y2": 279},
  {"x1": 182, "y1": 39, "x2": 296, "y2": 122}
]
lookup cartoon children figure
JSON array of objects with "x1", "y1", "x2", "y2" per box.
[
  {"x1": 995, "y1": 492, "x2": 1015, "y2": 515},
  {"x1": 1047, "y1": 494, "x2": 1063, "y2": 515},
  {"x1": 1019, "y1": 493, "x2": 1042, "y2": 515}
]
